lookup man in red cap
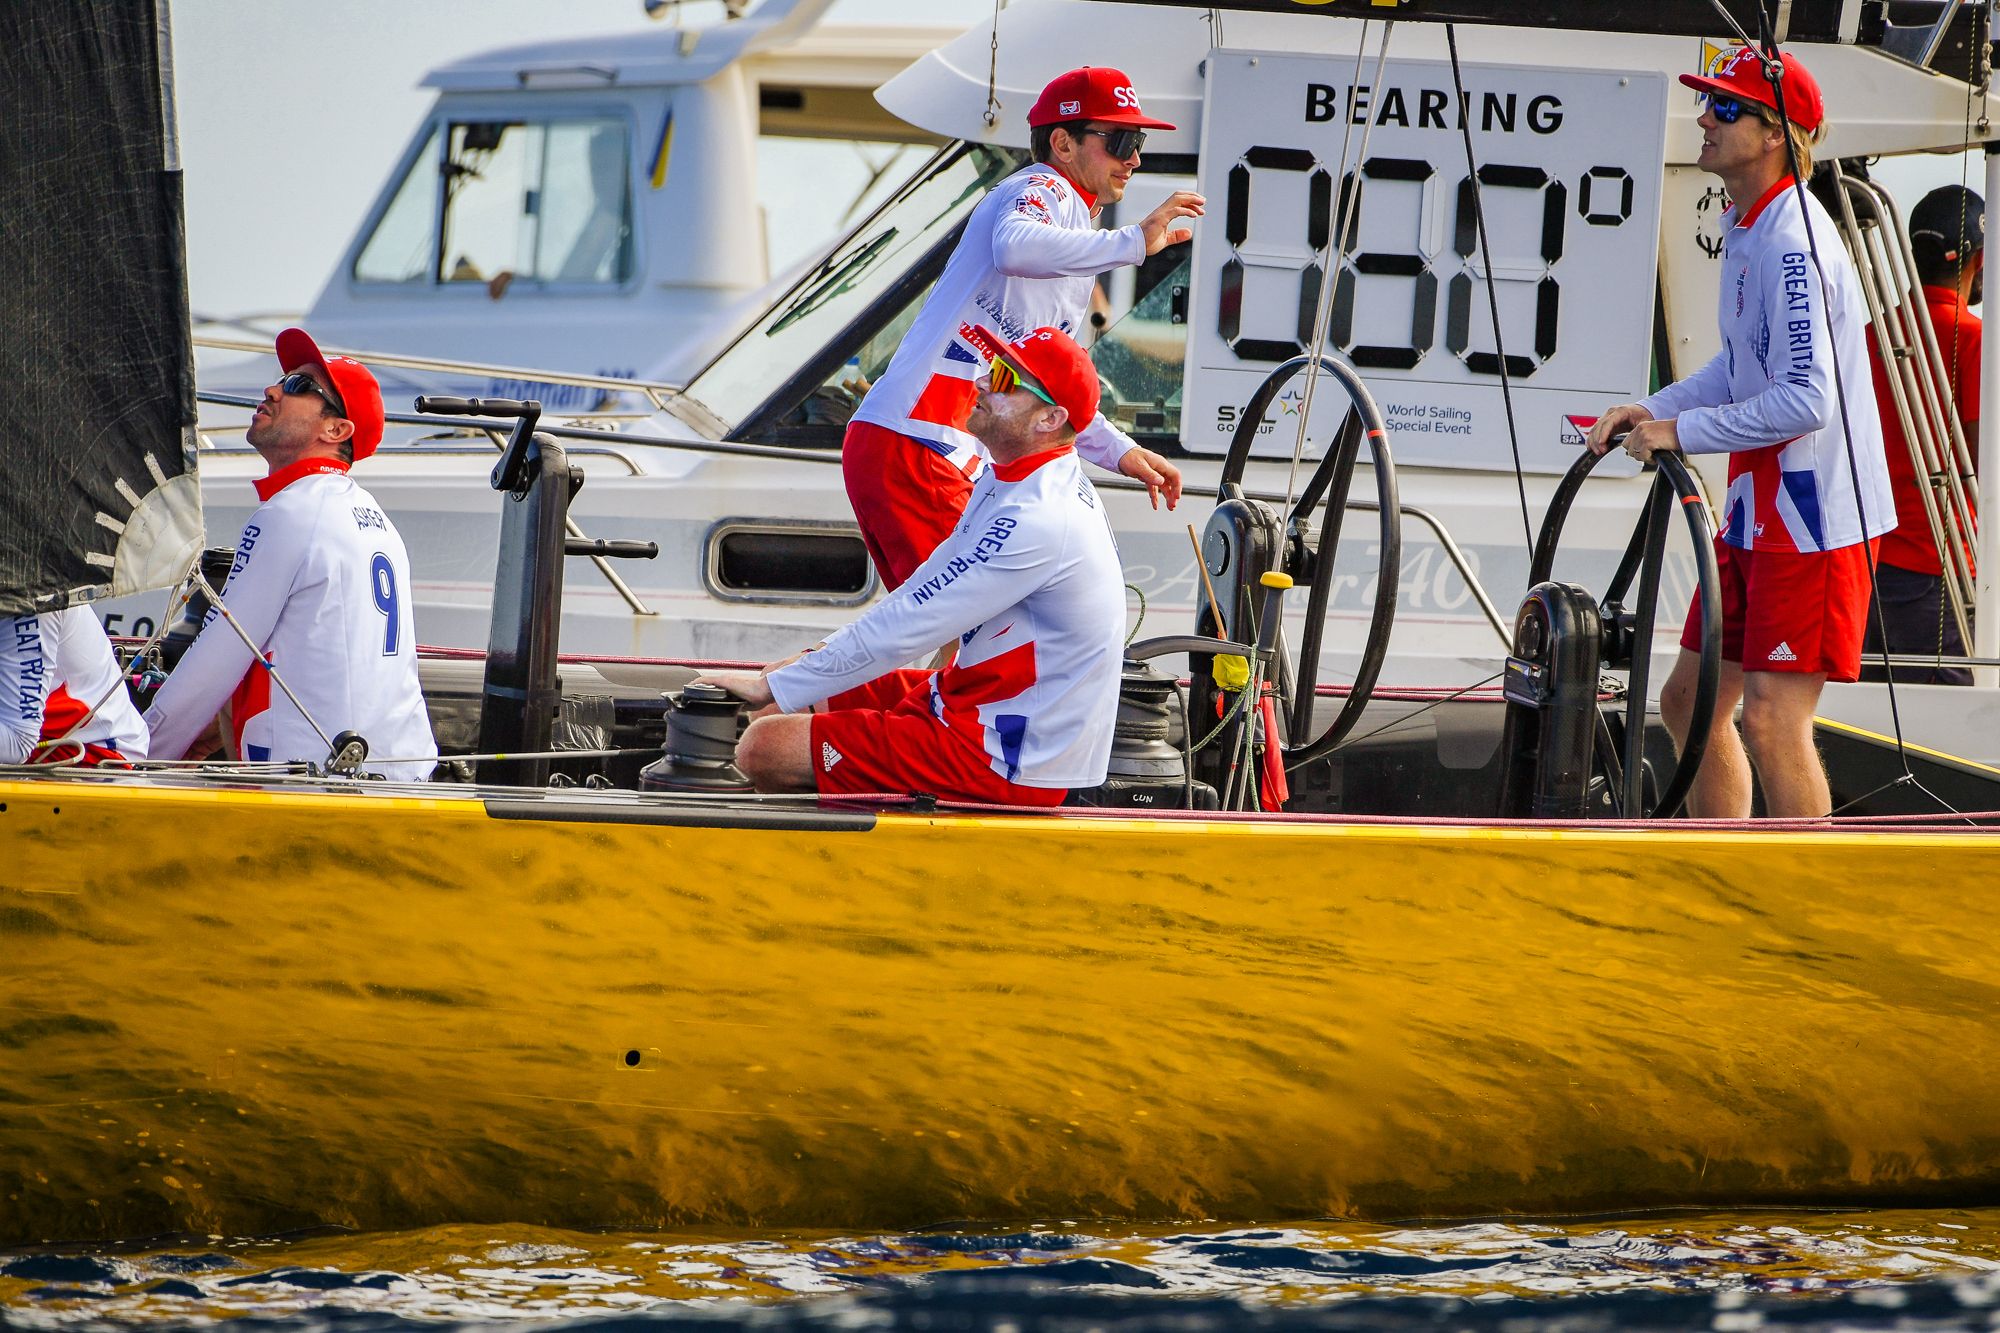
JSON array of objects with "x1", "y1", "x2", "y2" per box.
[
  {"x1": 844, "y1": 65, "x2": 1204, "y2": 589},
  {"x1": 145, "y1": 329, "x2": 437, "y2": 780},
  {"x1": 699, "y1": 327, "x2": 1127, "y2": 805},
  {"x1": 1587, "y1": 45, "x2": 1893, "y2": 818}
]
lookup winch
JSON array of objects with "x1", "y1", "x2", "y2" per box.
[
  {"x1": 1073, "y1": 659, "x2": 1219, "y2": 809},
  {"x1": 639, "y1": 683, "x2": 752, "y2": 792}
]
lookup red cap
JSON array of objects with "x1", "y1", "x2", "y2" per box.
[
  {"x1": 275, "y1": 327, "x2": 385, "y2": 461},
  {"x1": 1027, "y1": 67, "x2": 1174, "y2": 130},
  {"x1": 993, "y1": 326, "x2": 1100, "y2": 429},
  {"x1": 1680, "y1": 45, "x2": 1824, "y2": 133}
]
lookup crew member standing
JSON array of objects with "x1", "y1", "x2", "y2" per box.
[
  {"x1": 145, "y1": 330, "x2": 437, "y2": 781},
  {"x1": 845, "y1": 65, "x2": 1201, "y2": 588},
  {"x1": 1863, "y1": 184, "x2": 1982, "y2": 685},
  {"x1": 1587, "y1": 46, "x2": 1894, "y2": 818},
  {"x1": 701, "y1": 328, "x2": 1125, "y2": 805}
]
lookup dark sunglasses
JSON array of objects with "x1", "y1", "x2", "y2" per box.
[
  {"x1": 988, "y1": 357, "x2": 1053, "y2": 405},
  {"x1": 279, "y1": 370, "x2": 346, "y2": 416},
  {"x1": 1078, "y1": 127, "x2": 1146, "y2": 160},
  {"x1": 1701, "y1": 93, "x2": 1766, "y2": 124}
]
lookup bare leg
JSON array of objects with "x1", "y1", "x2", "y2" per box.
[
  {"x1": 734, "y1": 714, "x2": 817, "y2": 792},
  {"x1": 1659, "y1": 649, "x2": 1750, "y2": 818},
  {"x1": 1739, "y1": 670, "x2": 1832, "y2": 817}
]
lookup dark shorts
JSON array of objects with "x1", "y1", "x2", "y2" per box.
[
  {"x1": 808, "y1": 669, "x2": 1067, "y2": 807},
  {"x1": 1860, "y1": 563, "x2": 1973, "y2": 686},
  {"x1": 841, "y1": 420, "x2": 976, "y2": 592}
]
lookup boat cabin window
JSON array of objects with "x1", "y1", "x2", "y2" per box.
[{"x1": 352, "y1": 118, "x2": 633, "y2": 289}]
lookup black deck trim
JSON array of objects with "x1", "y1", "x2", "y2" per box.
[{"x1": 482, "y1": 799, "x2": 876, "y2": 832}]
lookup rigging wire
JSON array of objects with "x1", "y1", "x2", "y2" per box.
[
  {"x1": 191, "y1": 568, "x2": 340, "y2": 757},
  {"x1": 981, "y1": 0, "x2": 1004, "y2": 129},
  {"x1": 1287, "y1": 20, "x2": 1394, "y2": 511},
  {"x1": 1445, "y1": 23, "x2": 1537, "y2": 559}
]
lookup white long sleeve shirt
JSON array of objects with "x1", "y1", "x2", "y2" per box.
[
  {"x1": 145, "y1": 460, "x2": 437, "y2": 781},
  {"x1": 1641, "y1": 177, "x2": 1893, "y2": 552},
  {"x1": 0, "y1": 614, "x2": 48, "y2": 763},
  {"x1": 0, "y1": 609, "x2": 148, "y2": 761},
  {"x1": 42, "y1": 606, "x2": 148, "y2": 759},
  {"x1": 853, "y1": 163, "x2": 1145, "y2": 475},
  {"x1": 769, "y1": 444, "x2": 1126, "y2": 788}
]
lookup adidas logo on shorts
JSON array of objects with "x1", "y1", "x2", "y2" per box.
[
  {"x1": 1768, "y1": 641, "x2": 1798, "y2": 663},
  {"x1": 820, "y1": 740, "x2": 843, "y2": 771}
]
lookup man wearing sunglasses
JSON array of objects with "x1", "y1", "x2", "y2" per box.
[
  {"x1": 145, "y1": 328, "x2": 437, "y2": 781},
  {"x1": 1586, "y1": 46, "x2": 1894, "y2": 819},
  {"x1": 698, "y1": 327, "x2": 1125, "y2": 807},
  {"x1": 844, "y1": 65, "x2": 1203, "y2": 590}
]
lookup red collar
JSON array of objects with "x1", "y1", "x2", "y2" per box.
[
  {"x1": 1731, "y1": 175, "x2": 1792, "y2": 231},
  {"x1": 254, "y1": 456, "x2": 350, "y2": 501},
  {"x1": 1039, "y1": 161, "x2": 1098, "y2": 212},
  {"x1": 990, "y1": 443, "x2": 1074, "y2": 482},
  {"x1": 1923, "y1": 284, "x2": 1977, "y2": 318}
]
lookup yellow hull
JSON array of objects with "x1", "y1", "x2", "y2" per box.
[{"x1": 3, "y1": 776, "x2": 1997, "y2": 1243}]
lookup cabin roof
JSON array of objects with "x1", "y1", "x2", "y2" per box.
[
  {"x1": 424, "y1": 21, "x2": 959, "y2": 95},
  {"x1": 878, "y1": 0, "x2": 2000, "y2": 161}
]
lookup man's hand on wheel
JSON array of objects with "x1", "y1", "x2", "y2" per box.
[{"x1": 1585, "y1": 403, "x2": 1653, "y2": 456}]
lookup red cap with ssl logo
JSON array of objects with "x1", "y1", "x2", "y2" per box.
[{"x1": 1028, "y1": 67, "x2": 1175, "y2": 130}]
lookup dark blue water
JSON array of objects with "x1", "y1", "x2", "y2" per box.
[{"x1": 6, "y1": 1211, "x2": 1999, "y2": 1331}]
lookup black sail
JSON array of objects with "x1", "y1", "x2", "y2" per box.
[{"x1": 0, "y1": 0, "x2": 201, "y2": 615}]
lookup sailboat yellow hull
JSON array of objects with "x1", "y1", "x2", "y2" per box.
[{"x1": 3, "y1": 777, "x2": 1996, "y2": 1244}]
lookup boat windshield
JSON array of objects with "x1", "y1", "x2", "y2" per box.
[
  {"x1": 680, "y1": 141, "x2": 1025, "y2": 441},
  {"x1": 682, "y1": 146, "x2": 1198, "y2": 449},
  {"x1": 354, "y1": 117, "x2": 634, "y2": 289}
]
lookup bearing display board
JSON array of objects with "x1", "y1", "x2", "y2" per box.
[{"x1": 1182, "y1": 52, "x2": 1667, "y2": 470}]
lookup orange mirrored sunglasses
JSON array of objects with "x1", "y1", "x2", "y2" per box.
[{"x1": 988, "y1": 357, "x2": 1054, "y2": 405}]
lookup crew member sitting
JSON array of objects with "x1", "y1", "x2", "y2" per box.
[
  {"x1": 144, "y1": 330, "x2": 438, "y2": 781},
  {"x1": 0, "y1": 608, "x2": 149, "y2": 766},
  {"x1": 696, "y1": 327, "x2": 1125, "y2": 805}
]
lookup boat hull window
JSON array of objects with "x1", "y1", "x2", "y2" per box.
[
  {"x1": 354, "y1": 118, "x2": 633, "y2": 290},
  {"x1": 704, "y1": 520, "x2": 876, "y2": 605}
]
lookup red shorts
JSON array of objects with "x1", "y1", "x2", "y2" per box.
[
  {"x1": 1679, "y1": 537, "x2": 1878, "y2": 681},
  {"x1": 808, "y1": 669, "x2": 1066, "y2": 807},
  {"x1": 842, "y1": 420, "x2": 975, "y2": 591}
]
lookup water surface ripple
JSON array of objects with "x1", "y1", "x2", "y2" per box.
[{"x1": 5, "y1": 1208, "x2": 2000, "y2": 1330}]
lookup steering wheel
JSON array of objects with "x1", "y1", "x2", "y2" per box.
[
  {"x1": 1211, "y1": 353, "x2": 1400, "y2": 768},
  {"x1": 1528, "y1": 449, "x2": 1723, "y2": 818}
]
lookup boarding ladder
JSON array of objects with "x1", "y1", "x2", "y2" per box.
[{"x1": 1827, "y1": 163, "x2": 1979, "y2": 654}]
